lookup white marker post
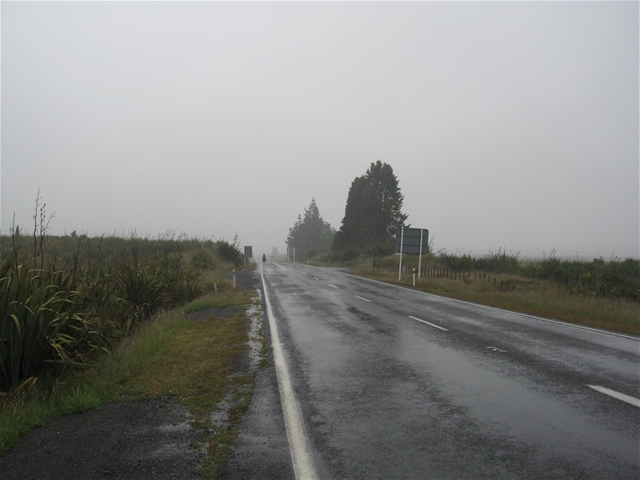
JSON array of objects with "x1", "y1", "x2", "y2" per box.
[
  {"x1": 398, "y1": 226, "x2": 404, "y2": 282},
  {"x1": 418, "y1": 229, "x2": 424, "y2": 278}
]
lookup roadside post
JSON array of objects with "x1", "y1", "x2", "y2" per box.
[
  {"x1": 287, "y1": 246, "x2": 297, "y2": 263},
  {"x1": 232, "y1": 269, "x2": 236, "y2": 289},
  {"x1": 398, "y1": 227, "x2": 405, "y2": 281},
  {"x1": 412, "y1": 268, "x2": 416, "y2": 286}
]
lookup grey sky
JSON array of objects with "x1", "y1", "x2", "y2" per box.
[{"x1": 2, "y1": 1, "x2": 638, "y2": 260}]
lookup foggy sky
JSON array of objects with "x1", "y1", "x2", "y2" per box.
[{"x1": 2, "y1": 1, "x2": 638, "y2": 260}]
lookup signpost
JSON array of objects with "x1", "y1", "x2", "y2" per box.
[
  {"x1": 395, "y1": 227, "x2": 429, "y2": 281},
  {"x1": 243, "y1": 246, "x2": 253, "y2": 266}
]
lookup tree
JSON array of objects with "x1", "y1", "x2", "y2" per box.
[
  {"x1": 332, "y1": 161, "x2": 408, "y2": 255},
  {"x1": 287, "y1": 198, "x2": 335, "y2": 258}
]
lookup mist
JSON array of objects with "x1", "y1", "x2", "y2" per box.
[{"x1": 2, "y1": 1, "x2": 638, "y2": 260}]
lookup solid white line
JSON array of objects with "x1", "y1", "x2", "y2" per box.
[
  {"x1": 356, "y1": 295, "x2": 371, "y2": 302},
  {"x1": 587, "y1": 385, "x2": 640, "y2": 408},
  {"x1": 408, "y1": 316, "x2": 449, "y2": 331},
  {"x1": 260, "y1": 265, "x2": 319, "y2": 480}
]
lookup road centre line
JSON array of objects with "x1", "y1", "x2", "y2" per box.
[
  {"x1": 260, "y1": 265, "x2": 319, "y2": 480},
  {"x1": 408, "y1": 316, "x2": 449, "y2": 332},
  {"x1": 356, "y1": 295, "x2": 371, "y2": 302},
  {"x1": 587, "y1": 385, "x2": 640, "y2": 408}
]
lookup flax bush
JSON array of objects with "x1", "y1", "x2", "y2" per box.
[{"x1": 0, "y1": 262, "x2": 107, "y2": 391}]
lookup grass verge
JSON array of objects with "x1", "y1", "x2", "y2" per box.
[
  {"x1": 353, "y1": 269, "x2": 639, "y2": 336},
  {"x1": 0, "y1": 289, "x2": 261, "y2": 478}
]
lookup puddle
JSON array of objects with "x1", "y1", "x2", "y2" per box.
[{"x1": 246, "y1": 289, "x2": 265, "y2": 372}]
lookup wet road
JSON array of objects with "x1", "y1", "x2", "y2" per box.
[{"x1": 257, "y1": 262, "x2": 640, "y2": 479}]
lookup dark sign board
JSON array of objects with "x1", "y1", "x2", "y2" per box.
[
  {"x1": 244, "y1": 246, "x2": 253, "y2": 258},
  {"x1": 395, "y1": 227, "x2": 429, "y2": 255}
]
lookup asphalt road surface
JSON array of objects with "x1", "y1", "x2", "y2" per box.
[{"x1": 227, "y1": 262, "x2": 639, "y2": 479}]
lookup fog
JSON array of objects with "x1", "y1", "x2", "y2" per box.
[{"x1": 2, "y1": 2, "x2": 638, "y2": 260}]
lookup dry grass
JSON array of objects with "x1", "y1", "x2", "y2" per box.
[{"x1": 354, "y1": 269, "x2": 639, "y2": 336}]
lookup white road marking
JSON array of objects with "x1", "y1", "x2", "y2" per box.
[
  {"x1": 313, "y1": 277, "x2": 319, "y2": 280},
  {"x1": 356, "y1": 295, "x2": 371, "y2": 302},
  {"x1": 486, "y1": 346, "x2": 508, "y2": 353},
  {"x1": 328, "y1": 284, "x2": 338, "y2": 289},
  {"x1": 260, "y1": 265, "x2": 319, "y2": 480},
  {"x1": 353, "y1": 275, "x2": 640, "y2": 341},
  {"x1": 587, "y1": 385, "x2": 640, "y2": 408},
  {"x1": 408, "y1": 316, "x2": 448, "y2": 331}
]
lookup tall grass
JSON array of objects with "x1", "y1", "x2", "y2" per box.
[
  {"x1": 346, "y1": 249, "x2": 640, "y2": 303},
  {"x1": 0, "y1": 220, "x2": 242, "y2": 392}
]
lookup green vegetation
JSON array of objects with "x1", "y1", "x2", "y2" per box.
[
  {"x1": 286, "y1": 198, "x2": 335, "y2": 260},
  {"x1": 0, "y1": 290, "x2": 260, "y2": 478},
  {"x1": 0, "y1": 205, "x2": 257, "y2": 475},
  {"x1": 332, "y1": 161, "x2": 407, "y2": 257}
]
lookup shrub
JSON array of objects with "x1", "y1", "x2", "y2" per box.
[
  {"x1": 341, "y1": 247, "x2": 361, "y2": 262},
  {"x1": 215, "y1": 241, "x2": 243, "y2": 266},
  {"x1": 0, "y1": 263, "x2": 106, "y2": 391}
]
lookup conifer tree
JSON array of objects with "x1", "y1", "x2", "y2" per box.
[
  {"x1": 332, "y1": 161, "x2": 407, "y2": 255},
  {"x1": 286, "y1": 198, "x2": 335, "y2": 258}
]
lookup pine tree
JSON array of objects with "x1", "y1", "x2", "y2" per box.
[
  {"x1": 333, "y1": 161, "x2": 408, "y2": 255},
  {"x1": 286, "y1": 198, "x2": 335, "y2": 258}
]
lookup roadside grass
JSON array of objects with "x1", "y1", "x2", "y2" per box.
[
  {"x1": 182, "y1": 289, "x2": 247, "y2": 314},
  {"x1": 0, "y1": 289, "x2": 259, "y2": 478},
  {"x1": 353, "y1": 269, "x2": 639, "y2": 336}
]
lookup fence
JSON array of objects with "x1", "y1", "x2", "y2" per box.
[{"x1": 374, "y1": 261, "x2": 516, "y2": 292}]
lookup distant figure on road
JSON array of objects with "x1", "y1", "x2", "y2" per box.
[{"x1": 262, "y1": 253, "x2": 266, "y2": 263}]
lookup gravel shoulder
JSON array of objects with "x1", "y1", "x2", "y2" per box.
[{"x1": 0, "y1": 397, "x2": 203, "y2": 480}]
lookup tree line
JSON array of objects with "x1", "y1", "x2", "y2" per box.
[{"x1": 286, "y1": 160, "x2": 407, "y2": 260}]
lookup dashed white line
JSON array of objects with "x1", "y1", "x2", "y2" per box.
[
  {"x1": 587, "y1": 385, "x2": 640, "y2": 408},
  {"x1": 352, "y1": 274, "x2": 639, "y2": 340},
  {"x1": 408, "y1": 316, "x2": 448, "y2": 331},
  {"x1": 356, "y1": 295, "x2": 371, "y2": 302},
  {"x1": 260, "y1": 265, "x2": 319, "y2": 480},
  {"x1": 313, "y1": 277, "x2": 319, "y2": 280},
  {"x1": 328, "y1": 284, "x2": 338, "y2": 289}
]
